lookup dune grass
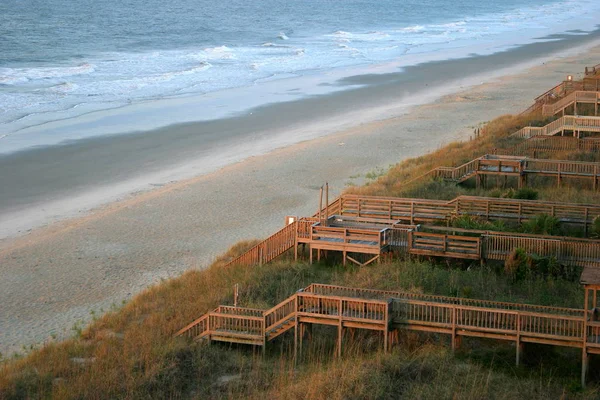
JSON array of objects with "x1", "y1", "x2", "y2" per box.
[{"x1": 2, "y1": 110, "x2": 600, "y2": 399}]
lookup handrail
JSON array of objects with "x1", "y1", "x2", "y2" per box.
[
  {"x1": 512, "y1": 115, "x2": 600, "y2": 138},
  {"x1": 542, "y1": 91, "x2": 600, "y2": 117}
]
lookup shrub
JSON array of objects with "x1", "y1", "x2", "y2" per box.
[
  {"x1": 521, "y1": 214, "x2": 561, "y2": 236},
  {"x1": 592, "y1": 216, "x2": 600, "y2": 239},
  {"x1": 512, "y1": 188, "x2": 538, "y2": 200},
  {"x1": 504, "y1": 248, "x2": 529, "y2": 281}
]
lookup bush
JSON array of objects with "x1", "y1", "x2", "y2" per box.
[
  {"x1": 448, "y1": 215, "x2": 506, "y2": 232},
  {"x1": 512, "y1": 188, "x2": 538, "y2": 200},
  {"x1": 592, "y1": 216, "x2": 600, "y2": 239},
  {"x1": 521, "y1": 214, "x2": 562, "y2": 236},
  {"x1": 505, "y1": 248, "x2": 530, "y2": 281}
]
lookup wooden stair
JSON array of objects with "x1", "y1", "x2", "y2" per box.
[
  {"x1": 512, "y1": 115, "x2": 600, "y2": 139},
  {"x1": 542, "y1": 91, "x2": 600, "y2": 117}
]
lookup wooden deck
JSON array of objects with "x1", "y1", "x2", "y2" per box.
[{"x1": 177, "y1": 282, "x2": 600, "y2": 385}]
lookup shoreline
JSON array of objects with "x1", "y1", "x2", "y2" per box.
[
  {"x1": 2, "y1": 30, "x2": 600, "y2": 241},
  {"x1": 1, "y1": 37, "x2": 600, "y2": 355}
]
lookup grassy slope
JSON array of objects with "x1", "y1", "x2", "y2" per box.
[{"x1": 1, "y1": 112, "x2": 600, "y2": 399}]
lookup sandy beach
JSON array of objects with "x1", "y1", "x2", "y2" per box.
[{"x1": 1, "y1": 36, "x2": 600, "y2": 356}]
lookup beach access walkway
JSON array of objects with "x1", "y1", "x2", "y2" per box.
[
  {"x1": 402, "y1": 155, "x2": 600, "y2": 190},
  {"x1": 220, "y1": 193, "x2": 600, "y2": 269},
  {"x1": 177, "y1": 280, "x2": 600, "y2": 387},
  {"x1": 512, "y1": 115, "x2": 600, "y2": 139},
  {"x1": 496, "y1": 136, "x2": 600, "y2": 157}
]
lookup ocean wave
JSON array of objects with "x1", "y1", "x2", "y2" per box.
[
  {"x1": 47, "y1": 82, "x2": 79, "y2": 93},
  {"x1": 203, "y1": 46, "x2": 235, "y2": 60},
  {"x1": 278, "y1": 32, "x2": 289, "y2": 40},
  {"x1": 0, "y1": 63, "x2": 96, "y2": 85}
]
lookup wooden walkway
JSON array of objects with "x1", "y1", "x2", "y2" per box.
[
  {"x1": 496, "y1": 136, "x2": 600, "y2": 157},
  {"x1": 177, "y1": 282, "x2": 600, "y2": 386},
  {"x1": 542, "y1": 91, "x2": 600, "y2": 117},
  {"x1": 403, "y1": 155, "x2": 600, "y2": 190},
  {"x1": 222, "y1": 194, "x2": 600, "y2": 269},
  {"x1": 512, "y1": 115, "x2": 600, "y2": 139}
]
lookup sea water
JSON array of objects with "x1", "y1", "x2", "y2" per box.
[{"x1": 1, "y1": 0, "x2": 599, "y2": 152}]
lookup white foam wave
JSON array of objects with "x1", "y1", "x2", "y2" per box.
[
  {"x1": 278, "y1": 32, "x2": 289, "y2": 40},
  {"x1": 1, "y1": 63, "x2": 96, "y2": 85}
]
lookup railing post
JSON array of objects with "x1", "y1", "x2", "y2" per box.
[
  {"x1": 451, "y1": 306, "x2": 457, "y2": 353},
  {"x1": 337, "y1": 298, "x2": 343, "y2": 358},
  {"x1": 516, "y1": 313, "x2": 522, "y2": 366}
]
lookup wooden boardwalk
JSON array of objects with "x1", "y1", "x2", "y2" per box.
[
  {"x1": 222, "y1": 194, "x2": 600, "y2": 269},
  {"x1": 496, "y1": 136, "x2": 600, "y2": 157},
  {"x1": 512, "y1": 115, "x2": 600, "y2": 139},
  {"x1": 403, "y1": 155, "x2": 600, "y2": 190},
  {"x1": 177, "y1": 282, "x2": 600, "y2": 386}
]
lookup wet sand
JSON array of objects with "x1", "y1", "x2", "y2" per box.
[{"x1": 1, "y1": 36, "x2": 600, "y2": 355}]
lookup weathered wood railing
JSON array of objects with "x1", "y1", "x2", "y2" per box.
[
  {"x1": 496, "y1": 136, "x2": 600, "y2": 156},
  {"x1": 586, "y1": 63, "x2": 600, "y2": 76},
  {"x1": 542, "y1": 91, "x2": 600, "y2": 117},
  {"x1": 339, "y1": 194, "x2": 600, "y2": 228},
  {"x1": 305, "y1": 283, "x2": 584, "y2": 316},
  {"x1": 408, "y1": 231, "x2": 481, "y2": 260},
  {"x1": 483, "y1": 233, "x2": 600, "y2": 267},
  {"x1": 310, "y1": 225, "x2": 386, "y2": 248},
  {"x1": 512, "y1": 116, "x2": 600, "y2": 139},
  {"x1": 524, "y1": 159, "x2": 600, "y2": 176}
]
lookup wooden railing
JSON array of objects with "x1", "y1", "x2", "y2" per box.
[
  {"x1": 585, "y1": 63, "x2": 600, "y2": 76},
  {"x1": 483, "y1": 233, "x2": 600, "y2": 267},
  {"x1": 451, "y1": 195, "x2": 600, "y2": 225},
  {"x1": 524, "y1": 159, "x2": 600, "y2": 176},
  {"x1": 265, "y1": 295, "x2": 297, "y2": 334},
  {"x1": 409, "y1": 231, "x2": 481, "y2": 260},
  {"x1": 512, "y1": 116, "x2": 600, "y2": 139},
  {"x1": 542, "y1": 91, "x2": 600, "y2": 117},
  {"x1": 310, "y1": 225, "x2": 386, "y2": 248},
  {"x1": 496, "y1": 136, "x2": 600, "y2": 155},
  {"x1": 392, "y1": 299, "x2": 584, "y2": 344},
  {"x1": 305, "y1": 283, "x2": 583, "y2": 316},
  {"x1": 339, "y1": 194, "x2": 600, "y2": 227},
  {"x1": 224, "y1": 220, "x2": 299, "y2": 267}
]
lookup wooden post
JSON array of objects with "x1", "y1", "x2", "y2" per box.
[
  {"x1": 451, "y1": 306, "x2": 457, "y2": 353},
  {"x1": 294, "y1": 296, "x2": 298, "y2": 364},
  {"x1": 557, "y1": 163, "x2": 562, "y2": 187},
  {"x1": 516, "y1": 313, "x2": 522, "y2": 366},
  {"x1": 337, "y1": 298, "x2": 343, "y2": 358},
  {"x1": 319, "y1": 186, "x2": 324, "y2": 224},
  {"x1": 325, "y1": 182, "x2": 329, "y2": 225},
  {"x1": 234, "y1": 284, "x2": 239, "y2": 308},
  {"x1": 384, "y1": 304, "x2": 389, "y2": 353},
  {"x1": 582, "y1": 288, "x2": 590, "y2": 388}
]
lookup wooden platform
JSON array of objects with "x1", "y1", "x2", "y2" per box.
[{"x1": 177, "y1": 282, "x2": 600, "y2": 386}]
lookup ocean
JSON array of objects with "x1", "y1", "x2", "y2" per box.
[{"x1": 1, "y1": 0, "x2": 599, "y2": 153}]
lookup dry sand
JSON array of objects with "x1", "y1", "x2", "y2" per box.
[{"x1": 1, "y1": 44, "x2": 600, "y2": 356}]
